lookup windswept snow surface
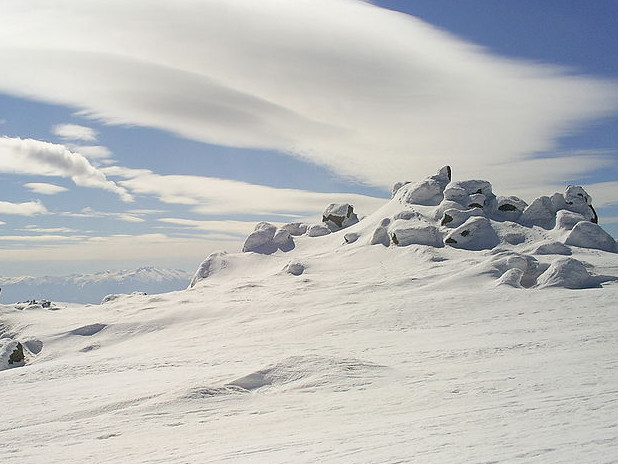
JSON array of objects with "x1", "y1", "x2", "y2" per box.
[{"x1": 1, "y1": 169, "x2": 617, "y2": 463}]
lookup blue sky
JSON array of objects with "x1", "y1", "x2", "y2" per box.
[{"x1": 0, "y1": 0, "x2": 616, "y2": 277}]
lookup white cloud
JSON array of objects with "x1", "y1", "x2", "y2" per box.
[
  {"x1": 0, "y1": 221, "x2": 6, "y2": 225},
  {"x1": 69, "y1": 145, "x2": 114, "y2": 164},
  {"x1": 0, "y1": 234, "x2": 85, "y2": 242},
  {"x1": 583, "y1": 181, "x2": 618, "y2": 208},
  {"x1": 52, "y1": 123, "x2": 97, "y2": 142},
  {"x1": 21, "y1": 226, "x2": 79, "y2": 233},
  {"x1": 0, "y1": 0, "x2": 616, "y2": 194},
  {"x1": 0, "y1": 136, "x2": 132, "y2": 202},
  {"x1": 158, "y1": 218, "x2": 256, "y2": 236},
  {"x1": 0, "y1": 233, "x2": 236, "y2": 268},
  {"x1": 24, "y1": 182, "x2": 69, "y2": 195},
  {"x1": 0, "y1": 200, "x2": 47, "y2": 216},
  {"x1": 61, "y1": 207, "x2": 145, "y2": 223},
  {"x1": 110, "y1": 168, "x2": 386, "y2": 218}
]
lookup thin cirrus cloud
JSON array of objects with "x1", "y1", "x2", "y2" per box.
[
  {"x1": 0, "y1": 0, "x2": 616, "y2": 194},
  {"x1": 104, "y1": 166, "x2": 386, "y2": 218},
  {"x1": 51, "y1": 123, "x2": 98, "y2": 142},
  {"x1": 24, "y1": 182, "x2": 69, "y2": 195},
  {"x1": 0, "y1": 136, "x2": 132, "y2": 202}
]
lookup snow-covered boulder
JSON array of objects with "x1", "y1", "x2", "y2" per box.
[
  {"x1": 564, "y1": 221, "x2": 617, "y2": 253},
  {"x1": 395, "y1": 166, "x2": 451, "y2": 206},
  {"x1": 493, "y1": 195, "x2": 527, "y2": 221},
  {"x1": 440, "y1": 207, "x2": 485, "y2": 228},
  {"x1": 242, "y1": 222, "x2": 295, "y2": 254},
  {"x1": 444, "y1": 217, "x2": 500, "y2": 251},
  {"x1": 189, "y1": 251, "x2": 228, "y2": 287},
  {"x1": 443, "y1": 179, "x2": 495, "y2": 209},
  {"x1": 491, "y1": 253, "x2": 541, "y2": 288},
  {"x1": 521, "y1": 186, "x2": 598, "y2": 230},
  {"x1": 532, "y1": 241, "x2": 572, "y2": 256},
  {"x1": 370, "y1": 226, "x2": 390, "y2": 247},
  {"x1": 322, "y1": 203, "x2": 359, "y2": 231},
  {"x1": 389, "y1": 220, "x2": 443, "y2": 247},
  {"x1": 537, "y1": 257, "x2": 595, "y2": 289},
  {"x1": 562, "y1": 185, "x2": 598, "y2": 223},
  {"x1": 555, "y1": 210, "x2": 587, "y2": 231},
  {"x1": 520, "y1": 196, "x2": 556, "y2": 229},
  {"x1": 283, "y1": 262, "x2": 305, "y2": 276},
  {"x1": 282, "y1": 222, "x2": 308, "y2": 236},
  {"x1": 496, "y1": 268, "x2": 525, "y2": 288},
  {"x1": 307, "y1": 224, "x2": 331, "y2": 237},
  {"x1": 344, "y1": 232, "x2": 360, "y2": 244}
]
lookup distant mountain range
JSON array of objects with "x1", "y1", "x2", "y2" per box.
[{"x1": 0, "y1": 267, "x2": 192, "y2": 304}]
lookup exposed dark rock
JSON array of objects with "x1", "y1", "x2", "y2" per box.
[{"x1": 8, "y1": 342, "x2": 24, "y2": 365}]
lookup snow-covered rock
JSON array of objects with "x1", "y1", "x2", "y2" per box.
[
  {"x1": 389, "y1": 220, "x2": 443, "y2": 247},
  {"x1": 532, "y1": 241, "x2": 572, "y2": 256},
  {"x1": 242, "y1": 222, "x2": 295, "y2": 254},
  {"x1": 306, "y1": 224, "x2": 331, "y2": 237},
  {"x1": 564, "y1": 221, "x2": 617, "y2": 253},
  {"x1": 555, "y1": 210, "x2": 588, "y2": 231},
  {"x1": 444, "y1": 217, "x2": 500, "y2": 251},
  {"x1": 281, "y1": 222, "x2": 308, "y2": 236},
  {"x1": 322, "y1": 203, "x2": 359, "y2": 231},
  {"x1": 394, "y1": 165, "x2": 451, "y2": 206},
  {"x1": 537, "y1": 257, "x2": 596, "y2": 289},
  {"x1": 189, "y1": 251, "x2": 229, "y2": 287}
]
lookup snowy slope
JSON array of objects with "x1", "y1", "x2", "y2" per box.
[
  {"x1": 0, "y1": 168, "x2": 616, "y2": 463},
  {"x1": 0, "y1": 267, "x2": 192, "y2": 304}
]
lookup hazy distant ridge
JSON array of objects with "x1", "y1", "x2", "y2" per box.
[{"x1": 0, "y1": 267, "x2": 191, "y2": 304}]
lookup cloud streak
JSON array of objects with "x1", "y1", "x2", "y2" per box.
[
  {"x1": 0, "y1": 137, "x2": 132, "y2": 201},
  {"x1": 105, "y1": 167, "x2": 386, "y2": 218},
  {"x1": 52, "y1": 123, "x2": 98, "y2": 142},
  {"x1": 24, "y1": 182, "x2": 69, "y2": 195},
  {"x1": 0, "y1": 200, "x2": 47, "y2": 216},
  {"x1": 0, "y1": 0, "x2": 616, "y2": 193}
]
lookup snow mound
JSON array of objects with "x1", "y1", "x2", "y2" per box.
[
  {"x1": 537, "y1": 258, "x2": 596, "y2": 289},
  {"x1": 445, "y1": 217, "x2": 500, "y2": 251},
  {"x1": 565, "y1": 221, "x2": 617, "y2": 253},
  {"x1": 394, "y1": 165, "x2": 451, "y2": 205},
  {"x1": 227, "y1": 356, "x2": 387, "y2": 392},
  {"x1": 189, "y1": 251, "x2": 229, "y2": 288},
  {"x1": 532, "y1": 241, "x2": 572, "y2": 256}
]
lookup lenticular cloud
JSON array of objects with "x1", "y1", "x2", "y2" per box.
[{"x1": 0, "y1": 0, "x2": 616, "y2": 191}]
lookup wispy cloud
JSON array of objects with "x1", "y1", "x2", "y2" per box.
[
  {"x1": 68, "y1": 145, "x2": 115, "y2": 165},
  {"x1": 61, "y1": 207, "x2": 145, "y2": 223},
  {"x1": 0, "y1": 200, "x2": 47, "y2": 216},
  {"x1": 24, "y1": 182, "x2": 69, "y2": 195},
  {"x1": 0, "y1": 0, "x2": 616, "y2": 193},
  {"x1": 158, "y1": 218, "x2": 255, "y2": 236},
  {"x1": 107, "y1": 168, "x2": 386, "y2": 217},
  {"x1": 52, "y1": 123, "x2": 98, "y2": 142},
  {"x1": 0, "y1": 137, "x2": 132, "y2": 202},
  {"x1": 21, "y1": 226, "x2": 80, "y2": 233},
  {"x1": 0, "y1": 233, "x2": 233, "y2": 268}
]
